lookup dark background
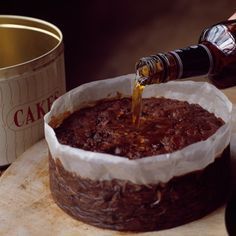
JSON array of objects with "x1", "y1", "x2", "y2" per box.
[{"x1": 0, "y1": 0, "x2": 235, "y2": 90}]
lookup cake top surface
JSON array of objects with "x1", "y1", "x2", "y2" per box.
[{"x1": 54, "y1": 97, "x2": 224, "y2": 160}]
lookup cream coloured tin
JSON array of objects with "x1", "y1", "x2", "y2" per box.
[{"x1": 0, "y1": 15, "x2": 66, "y2": 166}]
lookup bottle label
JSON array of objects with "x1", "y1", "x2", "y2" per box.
[{"x1": 170, "y1": 44, "x2": 213, "y2": 79}]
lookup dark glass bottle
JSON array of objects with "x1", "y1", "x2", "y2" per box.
[{"x1": 136, "y1": 19, "x2": 236, "y2": 89}]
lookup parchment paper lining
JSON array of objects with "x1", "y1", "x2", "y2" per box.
[{"x1": 44, "y1": 74, "x2": 232, "y2": 185}]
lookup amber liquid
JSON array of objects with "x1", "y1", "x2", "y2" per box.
[{"x1": 131, "y1": 79, "x2": 144, "y2": 127}]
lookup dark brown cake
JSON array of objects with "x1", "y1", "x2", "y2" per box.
[
  {"x1": 54, "y1": 97, "x2": 224, "y2": 159},
  {"x1": 50, "y1": 97, "x2": 230, "y2": 232}
]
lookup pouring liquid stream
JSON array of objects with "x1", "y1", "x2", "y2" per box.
[
  {"x1": 131, "y1": 74, "x2": 146, "y2": 127},
  {"x1": 132, "y1": 60, "x2": 162, "y2": 127}
]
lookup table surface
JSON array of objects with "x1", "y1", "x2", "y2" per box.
[{"x1": 0, "y1": 83, "x2": 235, "y2": 236}]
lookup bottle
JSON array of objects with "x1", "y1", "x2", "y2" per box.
[{"x1": 135, "y1": 19, "x2": 236, "y2": 89}]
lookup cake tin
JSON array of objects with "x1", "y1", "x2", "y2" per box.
[{"x1": 0, "y1": 15, "x2": 66, "y2": 166}]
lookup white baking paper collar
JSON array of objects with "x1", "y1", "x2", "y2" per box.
[{"x1": 44, "y1": 74, "x2": 232, "y2": 185}]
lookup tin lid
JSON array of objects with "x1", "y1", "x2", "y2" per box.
[{"x1": 0, "y1": 15, "x2": 63, "y2": 78}]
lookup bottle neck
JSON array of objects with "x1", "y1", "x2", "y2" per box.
[
  {"x1": 170, "y1": 44, "x2": 213, "y2": 78},
  {"x1": 136, "y1": 44, "x2": 214, "y2": 85}
]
